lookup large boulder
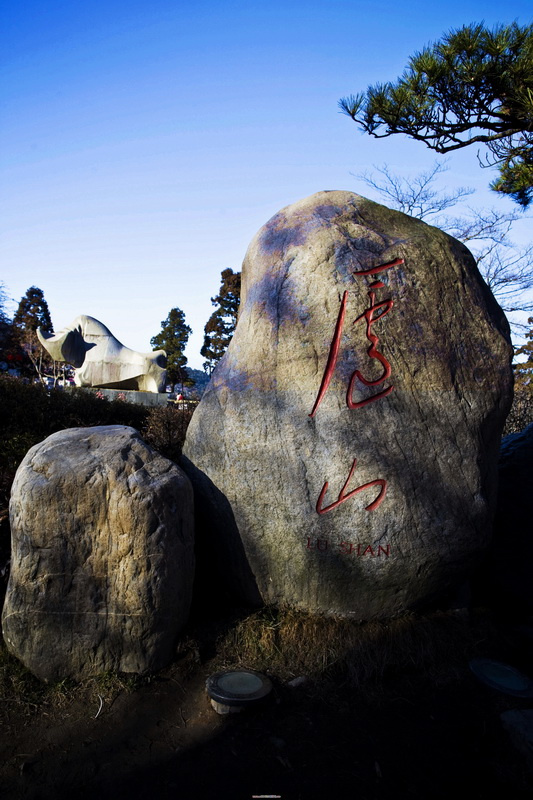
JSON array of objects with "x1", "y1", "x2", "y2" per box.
[
  {"x1": 2, "y1": 425, "x2": 194, "y2": 681},
  {"x1": 182, "y1": 191, "x2": 513, "y2": 618}
]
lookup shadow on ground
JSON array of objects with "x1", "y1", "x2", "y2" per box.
[{"x1": 1, "y1": 605, "x2": 533, "y2": 800}]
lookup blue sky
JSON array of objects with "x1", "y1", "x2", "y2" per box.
[{"x1": 1, "y1": 1, "x2": 532, "y2": 369}]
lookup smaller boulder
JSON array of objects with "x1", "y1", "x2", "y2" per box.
[
  {"x1": 475, "y1": 423, "x2": 533, "y2": 612},
  {"x1": 501, "y1": 710, "x2": 533, "y2": 777},
  {"x1": 2, "y1": 425, "x2": 194, "y2": 682}
]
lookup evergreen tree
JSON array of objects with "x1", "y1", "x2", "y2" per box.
[
  {"x1": 13, "y1": 286, "x2": 53, "y2": 333},
  {"x1": 151, "y1": 307, "x2": 192, "y2": 387},
  {"x1": 0, "y1": 282, "x2": 15, "y2": 375},
  {"x1": 201, "y1": 268, "x2": 241, "y2": 374},
  {"x1": 12, "y1": 286, "x2": 54, "y2": 383},
  {"x1": 340, "y1": 23, "x2": 533, "y2": 206},
  {"x1": 0, "y1": 281, "x2": 10, "y2": 324}
]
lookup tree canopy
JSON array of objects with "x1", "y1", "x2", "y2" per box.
[
  {"x1": 0, "y1": 282, "x2": 10, "y2": 325},
  {"x1": 12, "y1": 286, "x2": 54, "y2": 383},
  {"x1": 201, "y1": 268, "x2": 241, "y2": 374},
  {"x1": 0, "y1": 283, "x2": 14, "y2": 376},
  {"x1": 13, "y1": 286, "x2": 53, "y2": 334},
  {"x1": 340, "y1": 23, "x2": 533, "y2": 206},
  {"x1": 151, "y1": 307, "x2": 192, "y2": 387}
]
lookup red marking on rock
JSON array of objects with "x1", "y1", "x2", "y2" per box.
[
  {"x1": 309, "y1": 291, "x2": 348, "y2": 418},
  {"x1": 352, "y1": 258, "x2": 405, "y2": 276},
  {"x1": 309, "y1": 257, "x2": 403, "y2": 514},
  {"x1": 316, "y1": 458, "x2": 387, "y2": 515}
]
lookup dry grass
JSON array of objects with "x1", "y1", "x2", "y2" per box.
[
  {"x1": 0, "y1": 603, "x2": 513, "y2": 722},
  {"x1": 0, "y1": 645, "x2": 47, "y2": 715},
  {"x1": 0, "y1": 642, "x2": 148, "y2": 723},
  {"x1": 212, "y1": 605, "x2": 502, "y2": 691}
]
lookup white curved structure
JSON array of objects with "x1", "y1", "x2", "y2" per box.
[{"x1": 38, "y1": 315, "x2": 167, "y2": 393}]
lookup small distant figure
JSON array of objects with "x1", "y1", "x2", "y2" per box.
[{"x1": 174, "y1": 393, "x2": 183, "y2": 403}]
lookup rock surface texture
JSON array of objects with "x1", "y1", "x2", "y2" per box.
[
  {"x1": 3, "y1": 426, "x2": 194, "y2": 681},
  {"x1": 182, "y1": 191, "x2": 513, "y2": 618}
]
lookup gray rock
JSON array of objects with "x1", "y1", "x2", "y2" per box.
[
  {"x1": 500, "y1": 709, "x2": 533, "y2": 776},
  {"x1": 2, "y1": 425, "x2": 194, "y2": 681},
  {"x1": 476, "y1": 423, "x2": 533, "y2": 611},
  {"x1": 182, "y1": 191, "x2": 512, "y2": 618},
  {"x1": 286, "y1": 677, "x2": 308, "y2": 689}
]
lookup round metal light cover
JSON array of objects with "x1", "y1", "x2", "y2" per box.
[
  {"x1": 206, "y1": 670, "x2": 273, "y2": 707},
  {"x1": 469, "y1": 658, "x2": 533, "y2": 697}
]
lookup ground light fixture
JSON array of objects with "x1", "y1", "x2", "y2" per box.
[
  {"x1": 469, "y1": 658, "x2": 533, "y2": 698},
  {"x1": 206, "y1": 670, "x2": 273, "y2": 714}
]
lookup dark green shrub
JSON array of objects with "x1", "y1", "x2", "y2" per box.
[
  {"x1": 0, "y1": 378, "x2": 149, "y2": 575},
  {"x1": 0, "y1": 377, "x2": 149, "y2": 479},
  {"x1": 142, "y1": 404, "x2": 195, "y2": 463},
  {"x1": 0, "y1": 376, "x2": 195, "y2": 519}
]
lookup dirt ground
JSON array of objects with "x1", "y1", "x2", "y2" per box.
[{"x1": 1, "y1": 605, "x2": 533, "y2": 800}]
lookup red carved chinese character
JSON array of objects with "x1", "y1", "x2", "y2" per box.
[
  {"x1": 309, "y1": 259, "x2": 404, "y2": 417},
  {"x1": 309, "y1": 290, "x2": 348, "y2": 418},
  {"x1": 347, "y1": 280, "x2": 394, "y2": 409},
  {"x1": 352, "y1": 257, "x2": 404, "y2": 277},
  {"x1": 316, "y1": 458, "x2": 387, "y2": 515}
]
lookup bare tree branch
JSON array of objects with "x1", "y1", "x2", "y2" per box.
[{"x1": 356, "y1": 162, "x2": 533, "y2": 327}]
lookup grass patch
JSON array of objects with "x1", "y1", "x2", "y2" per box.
[
  {"x1": 0, "y1": 644, "x2": 46, "y2": 712},
  {"x1": 0, "y1": 604, "x2": 518, "y2": 722},
  {"x1": 212, "y1": 605, "x2": 507, "y2": 692},
  {"x1": 0, "y1": 640, "x2": 151, "y2": 722}
]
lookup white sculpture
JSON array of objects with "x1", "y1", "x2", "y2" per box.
[{"x1": 37, "y1": 315, "x2": 167, "y2": 393}]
